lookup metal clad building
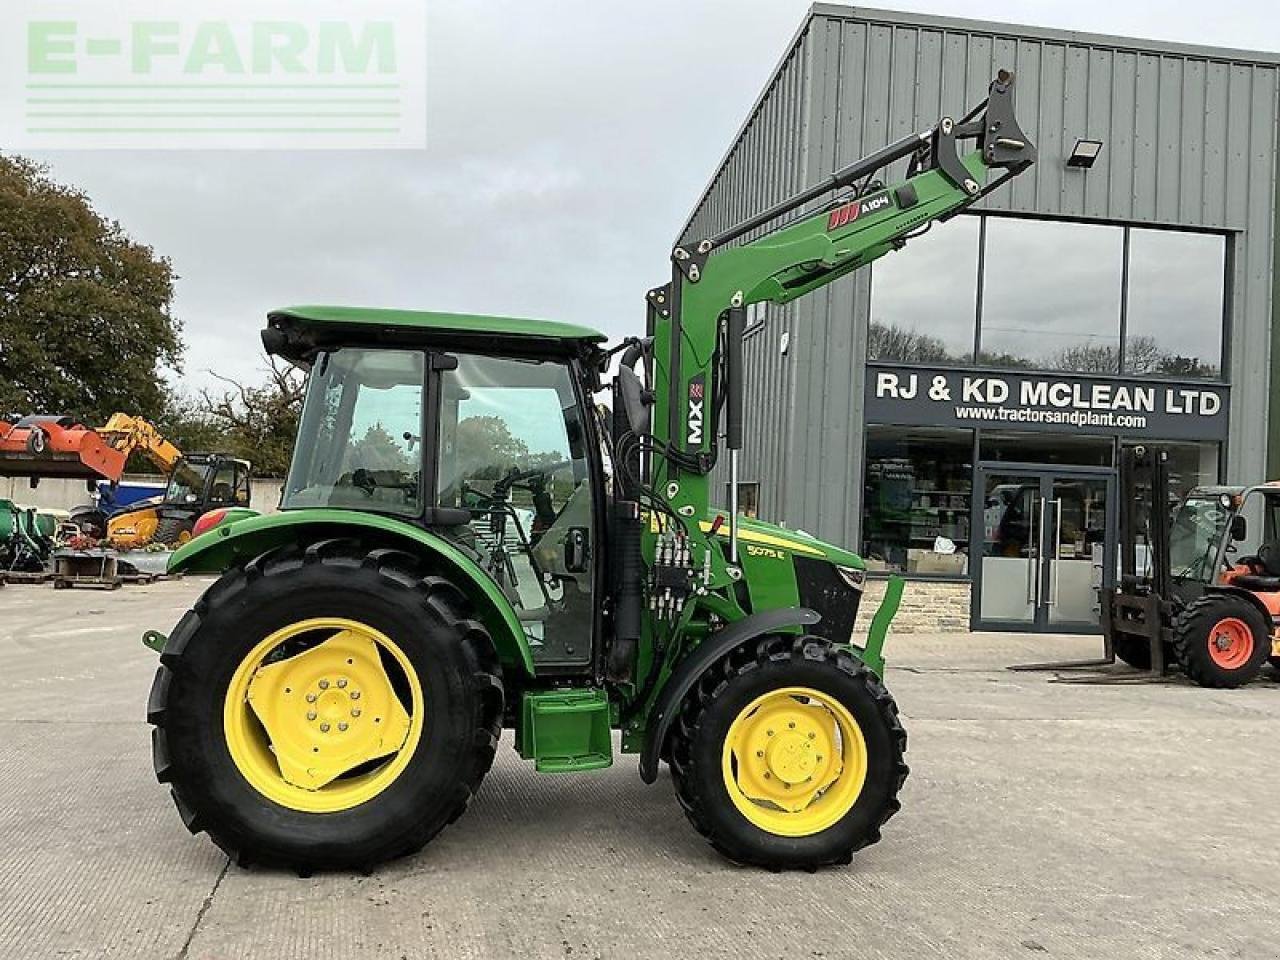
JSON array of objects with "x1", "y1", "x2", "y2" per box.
[{"x1": 682, "y1": 5, "x2": 1280, "y2": 632}]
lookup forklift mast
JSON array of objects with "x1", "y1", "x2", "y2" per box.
[
  {"x1": 1117, "y1": 445, "x2": 1172, "y2": 598},
  {"x1": 636, "y1": 71, "x2": 1035, "y2": 552}
]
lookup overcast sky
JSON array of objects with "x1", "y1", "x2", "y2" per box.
[{"x1": 20, "y1": 0, "x2": 1280, "y2": 397}]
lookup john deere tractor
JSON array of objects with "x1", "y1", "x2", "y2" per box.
[{"x1": 146, "y1": 73, "x2": 1035, "y2": 872}]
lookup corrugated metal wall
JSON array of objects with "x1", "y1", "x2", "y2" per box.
[{"x1": 689, "y1": 5, "x2": 1280, "y2": 548}]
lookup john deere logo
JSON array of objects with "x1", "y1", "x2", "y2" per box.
[{"x1": 827, "y1": 192, "x2": 893, "y2": 230}]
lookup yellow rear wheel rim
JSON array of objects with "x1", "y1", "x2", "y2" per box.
[
  {"x1": 223, "y1": 617, "x2": 424, "y2": 814},
  {"x1": 721, "y1": 686, "x2": 867, "y2": 837}
]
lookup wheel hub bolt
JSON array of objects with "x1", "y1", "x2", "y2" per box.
[
  {"x1": 338, "y1": 722, "x2": 349, "y2": 732},
  {"x1": 788, "y1": 721, "x2": 796, "y2": 729},
  {"x1": 337, "y1": 679, "x2": 348, "y2": 688},
  {"x1": 305, "y1": 693, "x2": 317, "y2": 703},
  {"x1": 306, "y1": 711, "x2": 317, "y2": 721},
  {"x1": 756, "y1": 750, "x2": 764, "y2": 758},
  {"x1": 808, "y1": 732, "x2": 815, "y2": 740},
  {"x1": 320, "y1": 723, "x2": 330, "y2": 732},
  {"x1": 319, "y1": 680, "x2": 330, "y2": 690},
  {"x1": 352, "y1": 708, "x2": 362, "y2": 718},
  {"x1": 766, "y1": 729, "x2": 774, "y2": 737},
  {"x1": 763, "y1": 772, "x2": 771, "y2": 779},
  {"x1": 351, "y1": 691, "x2": 361, "y2": 700}
]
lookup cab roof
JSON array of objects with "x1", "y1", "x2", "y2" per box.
[{"x1": 269, "y1": 305, "x2": 606, "y2": 343}]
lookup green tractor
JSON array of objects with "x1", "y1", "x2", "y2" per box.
[{"x1": 146, "y1": 73, "x2": 1035, "y2": 872}]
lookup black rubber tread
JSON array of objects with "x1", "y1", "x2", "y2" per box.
[
  {"x1": 667, "y1": 634, "x2": 908, "y2": 870},
  {"x1": 1268, "y1": 657, "x2": 1280, "y2": 679},
  {"x1": 1171, "y1": 593, "x2": 1270, "y2": 689},
  {"x1": 151, "y1": 514, "x2": 192, "y2": 546},
  {"x1": 146, "y1": 540, "x2": 504, "y2": 872}
]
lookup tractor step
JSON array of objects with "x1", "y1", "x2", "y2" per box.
[{"x1": 518, "y1": 688, "x2": 613, "y2": 773}]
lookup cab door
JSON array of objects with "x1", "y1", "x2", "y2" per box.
[{"x1": 431, "y1": 352, "x2": 599, "y2": 669}]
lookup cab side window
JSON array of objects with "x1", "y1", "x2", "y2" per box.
[{"x1": 435, "y1": 353, "x2": 594, "y2": 667}]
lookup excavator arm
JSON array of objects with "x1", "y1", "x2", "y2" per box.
[
  {"x1": 641, "y1": 70, "x2": 1036, "y2": 542},
  {"x1": 97, "y1": 413, "x2": 184, "y2": 475}
]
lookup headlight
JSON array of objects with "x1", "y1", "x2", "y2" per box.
[{"x1": 835, "y1": 564, "x2": 866, "y2": 590}]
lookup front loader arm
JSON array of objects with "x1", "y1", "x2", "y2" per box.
[{"x1": 644, "y1": 71, "x2": 1035, "y2": 523}]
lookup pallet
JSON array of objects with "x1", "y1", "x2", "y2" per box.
[
  {"x1": 53, "y1": 575, "x2": 122, "y2": 591},
  {"x1": 51, "y1": 550, "x2": 120, "y2": 590},
  {"x1": 1, "y1": 570, "x2": 53, "y2": 585}
]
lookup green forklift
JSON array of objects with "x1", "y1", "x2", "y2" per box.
[{"x1": 146, "y1": 72, "x2": 1036, "y2": 872}]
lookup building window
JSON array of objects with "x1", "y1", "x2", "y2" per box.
[
  {"x1": 1124, "y1": 229, "x2": 1226, "y2": 379},
  {"x1": 869, "y1": 214, "x2": 978, "y2": 365},
  {"x1": 980, "y1": 218, "x2": 1125, "y2": 372},
  {"x1": 868, "y1": 216, "x2": 1229, "y2": 381},
  {"x1": 1121, "y1": 440, "x2": 1219, "y2": 501},
  {"x1": 863, "y1": 427, "x2": 972, "y2": 576}
]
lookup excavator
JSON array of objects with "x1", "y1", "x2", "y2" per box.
[
  {"x1": 144, "y1": 72, "x2": 1034, "y2": 873},
  {"x1": 0, "y1": 412, "x2": 253, "y2": 548}
]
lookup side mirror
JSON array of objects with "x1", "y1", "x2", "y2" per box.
[{"x1": 1230, "y1": 514, "x2": 1248, "y2": 542}]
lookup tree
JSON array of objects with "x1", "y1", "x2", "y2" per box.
[
  {"x1": 1044, "y1": 343, "x2": 1120, "y2": 374},
  {"x1": 349, "y1": 422, "x2": 413, "y2": 472},
  {"x1": 868, "y1": 320, "x2": 954, "y2": 364},
  {"x1": 456, "y1": 415, "x2": 530, "y2": 484},
  {"x1": 197, "y1": 355, "x2": 305, "y2": 476},
  {"x1": 0, "y1": 155, "x2": 182, "y2": 422}
]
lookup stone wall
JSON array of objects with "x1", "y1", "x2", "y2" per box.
[{"x1": 854, "y1": 578, "x2": 971, "y2": 635}]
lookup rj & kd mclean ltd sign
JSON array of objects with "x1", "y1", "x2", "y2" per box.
[{"x1": 864, "y1": 365, "x2": 1229, "y2": 441}]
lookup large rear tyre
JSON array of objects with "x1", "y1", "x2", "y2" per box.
[
  {"x1": 1172, "y1": 594, "x2": 1269, "y2": 689},
  {"x1": 147, "y1": 540, "x2": 503, "y2": 872},
  {"x1": 668, "y1": 635, "x2": 907, "y2": 870}
]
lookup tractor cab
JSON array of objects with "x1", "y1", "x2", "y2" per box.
[
  {"x1": 1171, "y1": 484, "x2": 1280, "y2": 594},
  {"x1": 106, "y1": 453, "x2": 252, "y2": 548},
  {"x1": 272, "y1": 306, "x2": 609, "y2": 670}
]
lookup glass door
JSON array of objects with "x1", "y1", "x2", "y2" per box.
[
  {"x1": 974, "y1": 466, "x2": 1114, "y2": 631},
  {"x1": 1045, "y1": 475, "x2": 1110, "y2": 628},
  {"x1": 976, "y1": 470, "x2": 1044, "y2": 628}
]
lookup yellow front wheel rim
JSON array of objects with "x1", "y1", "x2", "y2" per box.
[
  {"x1": 223, "y1": 617, "x2": 424, "y2": 814},
  {"x1": 721, "y1": 686, "x2": 867, "y2": 837}
]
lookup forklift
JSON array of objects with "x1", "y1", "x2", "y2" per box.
[
  {"x1": 144, "y1": 72, "x2": 1036, "y2": 873},
  {"x1": 1092, "y1": 446, "x2": 1280, "y2": 687}
]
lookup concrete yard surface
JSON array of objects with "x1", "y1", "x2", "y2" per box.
[{"x1": 1, "y1": 577, "x2": 1278, "y2": 960}]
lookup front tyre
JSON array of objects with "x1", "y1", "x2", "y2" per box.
[
  {"x1": 1172, "y1": 594, "x2": 1270, "y2": 689},
  {"x1": 147, "y1": 540, "x2": 503, "y2": 872},
  {"x1": 669, "y1": 635, "x2": 907, "y2": 870}
]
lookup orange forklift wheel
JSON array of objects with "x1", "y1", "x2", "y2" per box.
[{"x1": 1172, "y1": 595, "x2": 1270, "y2": 689}]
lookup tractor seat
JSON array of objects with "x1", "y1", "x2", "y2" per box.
[{"x1": 1233, "y1": 573, "x2": 1280, "y2": 591}]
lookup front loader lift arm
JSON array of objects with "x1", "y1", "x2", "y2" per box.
[{"x1": 642, "y1": 70, "x2": 1035, "y2": 532}]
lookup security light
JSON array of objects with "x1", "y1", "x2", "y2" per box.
[{"x1": 1067, "y1": 138, "x2": 1104, "y2": 168}]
